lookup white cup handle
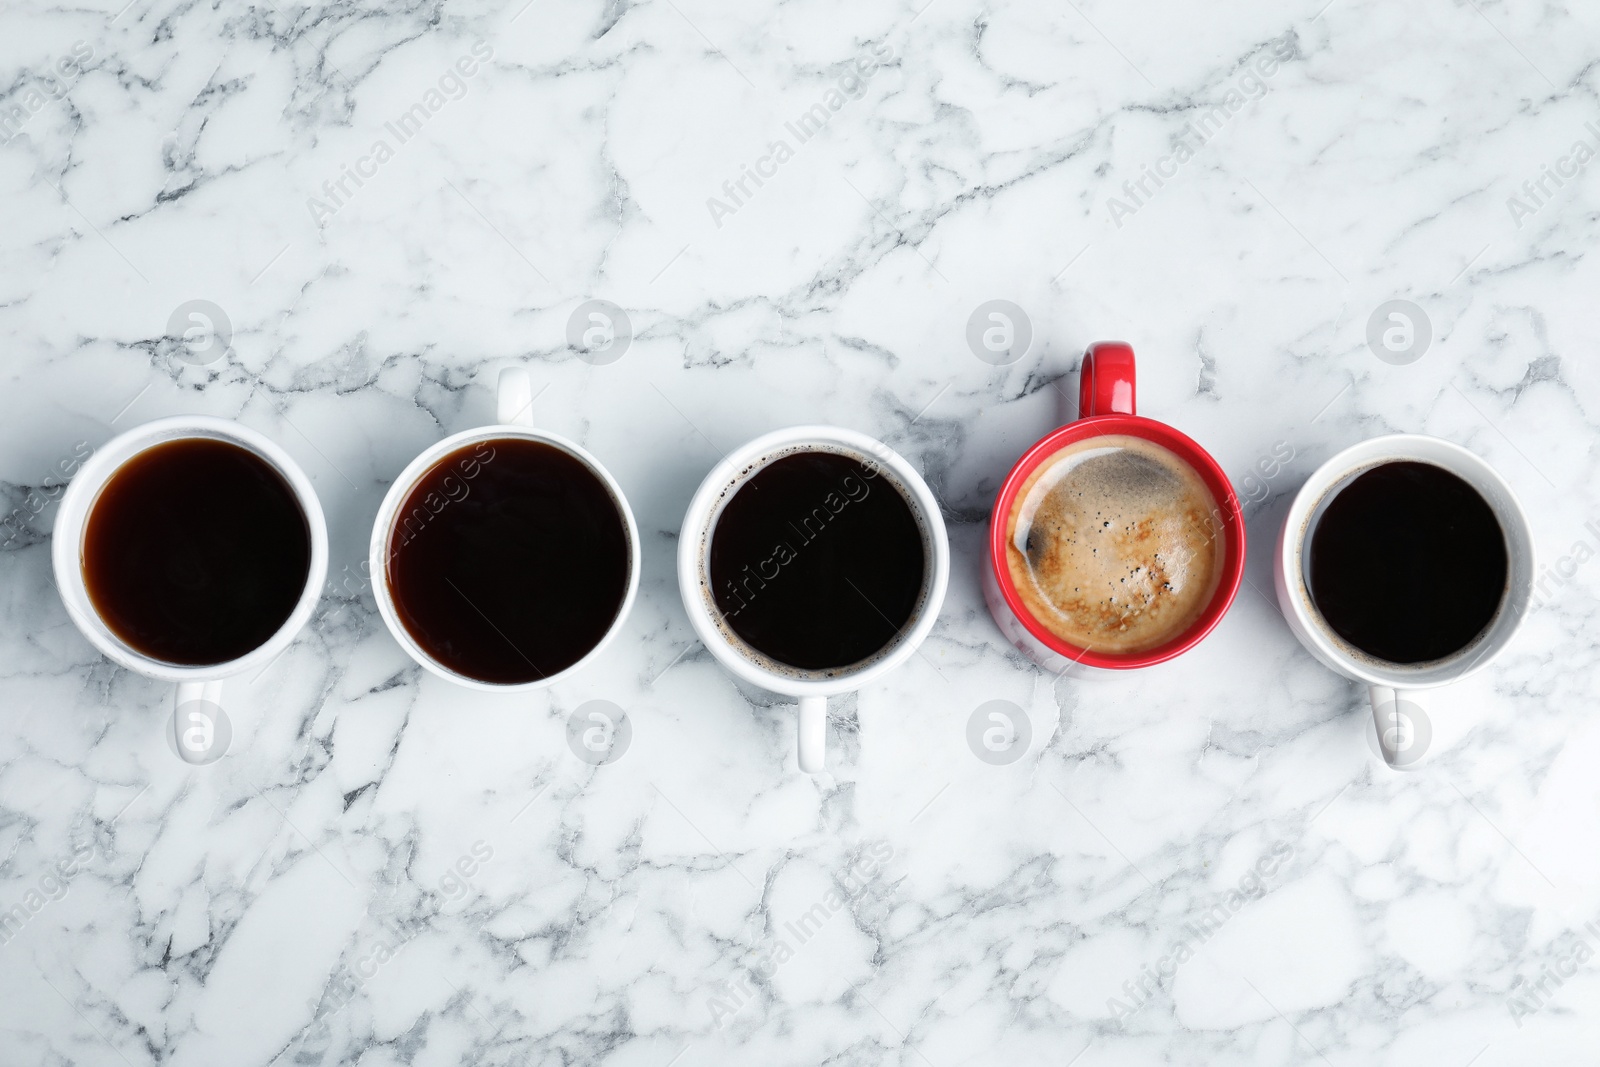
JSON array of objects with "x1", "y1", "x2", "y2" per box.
[
  {"x1": 174, "y1": 680, "x2": 225, "y2": 765},
  {"x1": 498, "y1": 366, "x2": 535, "y2": 427},
  {"x1": 798, "y1": 696, "x2": 827, "y2": 774},
  {"x1": 1368, "y1": 685, "x2": 1432, "y2": 769}
]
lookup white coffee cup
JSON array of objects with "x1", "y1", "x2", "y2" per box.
[
  {"x1": 369, "y1": 367, "x2": 641, "y2": 690},
  {"x1": 677, "y1": 426, "x2": 950, "y2": 773},
  {"x1": 52, "y1": 416, "x2": 330, "y2": 764},
  {"x1": 1273, "y1": 434, "x2": 1535, "y2": 769}
]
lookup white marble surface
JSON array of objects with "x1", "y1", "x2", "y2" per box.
[{"x1": 2, "y1": 0, "x2": 1599, "y2": 1062}]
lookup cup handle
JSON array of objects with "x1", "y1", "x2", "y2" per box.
[
  {"x1": 798, "y1": 695, "x2": 827, "y2": 774},
  {"x1": 498, "y1": 366, "x2": 535, "y2": 427},
  {"x1": 1368, "y1": 685, "x2": 1431, "y2": 769},
  {"x1": 1078, "y1": 342, "x2": 1137, "y2": 418},
  {"x1": 174, "y1": 680, "x2": 225, "y2": 765}
]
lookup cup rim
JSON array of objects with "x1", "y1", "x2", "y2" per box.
[
  {"x1": 1275, "y1": 432, "x2": 1535, "y2": 688},
  {"x1": 988, "y1": 414, "x2": 1247, "y2": 670},
  {"x1": 368, "y1": 424, "x2": 642, "y2": 692},
  {"x1": 50, "y1": 415, "x2": 330, "y2": 682},
  {"x1": 676, "y1": 424, "x2": 951, "y2": 698}
]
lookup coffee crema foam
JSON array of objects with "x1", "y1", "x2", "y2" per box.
[{"x1": 1005, "y1": 434, "x2": 1224, "y2": 655}]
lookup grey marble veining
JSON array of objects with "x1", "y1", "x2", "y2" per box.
[{"x1": 1, "y1": 0, "x2": 1598, "y2": 1063}]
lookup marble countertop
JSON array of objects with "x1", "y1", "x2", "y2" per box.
[{"x1": 3, "y1": 0, "x2": 1599, "y2": 1063}]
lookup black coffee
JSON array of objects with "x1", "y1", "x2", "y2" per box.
[
  {"x1": 83, "y1": 438, "x2": 311, "y2": 666},
  {"x1": 1308, "y1": 460, "x2": 1507, "y2": 664},
  {"x1": 708, "y1": 450, "x2": 926, "y2": 671},
  {"x1": 387, "y1": 438, "x2": 629, "y2": 685}
]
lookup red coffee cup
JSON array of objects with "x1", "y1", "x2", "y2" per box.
[{"x1": 984, "y1": 342, "x2": 1246, "y2": 671}]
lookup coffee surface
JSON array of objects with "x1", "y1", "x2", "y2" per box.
[
  {"x1": 1308, "y1": 460, "x2": 1506, "y2": 664},
  {"x1": 83, "y1": 437, "x2": 311, "y2": 666},
  {"x1": 388, "y1": 438, "x2": 629, "y2": 685},
  {"x1": 708, "y1": 450, "x2": 926, "y2": 673},
  {"x1": 1005, "y1": 435, "x2": 1223, "y2": 654}
]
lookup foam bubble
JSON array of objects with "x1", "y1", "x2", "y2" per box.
[{"x1": 1006, "y1": 435, "x2": 1223, "y2": 655}]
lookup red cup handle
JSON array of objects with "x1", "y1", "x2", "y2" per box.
[{"x1": 1078, "y1": 341, "x2": 1137, "y2": 418}]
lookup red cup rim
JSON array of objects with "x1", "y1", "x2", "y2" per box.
[{"x1": 989, "y1": 414, "x2": 1247, "y2": 669}]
